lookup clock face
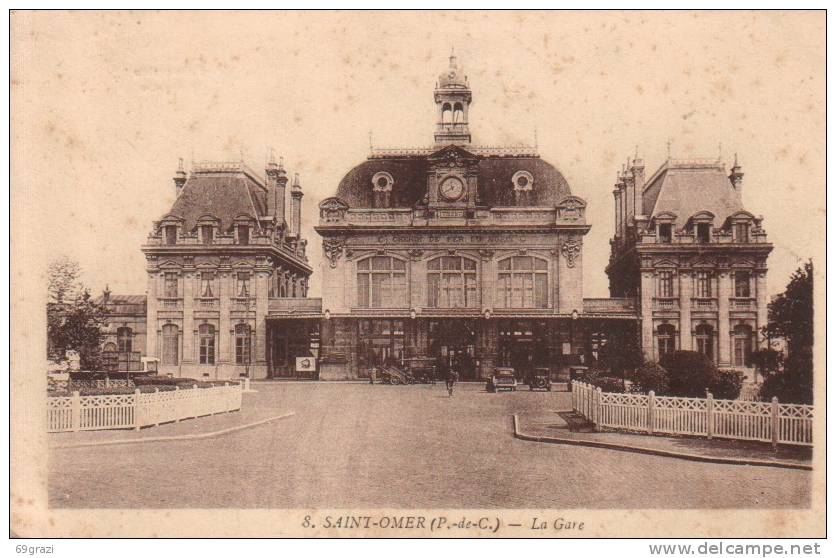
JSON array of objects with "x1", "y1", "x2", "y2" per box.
[{"x1": 439, "y1": 176, "x2": 465, "y2": 201}]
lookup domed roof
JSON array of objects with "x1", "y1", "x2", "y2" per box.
[
  {"x1": 335, "y1": 150, "x2": 572, "y2": 209},
  {"x1": 438, "y1": 53, "x2": 468, "y2": 89}
]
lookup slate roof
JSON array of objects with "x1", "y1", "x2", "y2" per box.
[
  {"x1": 642, "y1": 160, "x2": 745, "y2": 229},
  {"x1": 165, "y1": 167, "x2": 268, "y2": 232},
  {"x1": 93, "y1": 295, "x2": 147, "y2": 316},
  {"x1": 335, "y1": 150, "x2": 572, "y2": 208}
]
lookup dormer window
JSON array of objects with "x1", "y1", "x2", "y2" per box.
[
  {"x1": 201, "y1": 225, "x2": 214, "y2": 245},
  {"x1": 659, "y1": 223, "x2": 672, "y2": 243},
  {"x1": 734, "y1": 222, "x2": 749, "y2": 243},
  {"x1": 238, "y1": 224, "x2": 250, "y2": 245},
  {"x1": 164, "y1": 225, "x2": 177, "y2": 245},
  {"x1": 512, "y1": 170, "x2": 534, "y2": 192},
  {"x1": 696, "y1": 223, "x2": 711, "y2": 243}
]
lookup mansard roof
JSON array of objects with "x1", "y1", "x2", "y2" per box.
[
  {"x1": 164, "y1": 162, "x2": 268, "y2": 233},
  {"x1": 643, "y1": 158, "x2": 745, "y2": 229},
  {"x1": 335, "y1": 147, "x2": 572, "y2": 208}
]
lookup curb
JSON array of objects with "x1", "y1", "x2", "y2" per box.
[
  {"x1": 512, "y1": 415, "x2": 812, "y2": 471},
  {"x1": 52, "y1": 412, "x2": 296, "y2": 449}
]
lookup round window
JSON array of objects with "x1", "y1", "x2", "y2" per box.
[
  {"x1": 512, "y1": 170, "x2": 534, "y2": 192},
  {"x1": 371, "y1": 172, "x2": 394, "y2": 192}
]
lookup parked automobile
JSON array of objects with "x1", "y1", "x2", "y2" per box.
[
  {"x1": 487, "y1": 367, "x2": 517, "y2": 392},
  {"x1": 526, "y1": 367, "x2": 552, "y2": 391}
]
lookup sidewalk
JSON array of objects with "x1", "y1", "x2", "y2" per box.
[
  {"x1": 514, "y1": 411, "x2": 812, "y2": 470},
  {"x1": 49, "y1": 387, "x2": 292, "y2": 447}
]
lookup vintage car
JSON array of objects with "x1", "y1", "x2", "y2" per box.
[
  {"x1": 486, "y1": 367, "x2": 517, "y2": 392},
  {"x1": 526, "y1": 367, "x2": 552, "y2": 391}
]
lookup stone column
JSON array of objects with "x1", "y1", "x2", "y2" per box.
[
  {"x1": 218, "y1": 272, "x2": 231, "y2": 364},
  {"x1": 255, "y1": 271, "x2": 269, "y2": 366},
  {"x1": 410, "y1": 254, "x2": 426, "y2": 310},
  {"x1": 146, "y1": 270, "x2": 158, "y2": 359},
  {"x1": 182, "y1": 272, "x2": 195, "y2": 364},
  {"x1": 640, "y1": 270, "x2": 654, "y2": 359},
  {"x1": 480, "y1": 319, "x2": 498, "y2": 380},
  {"x1": 481, "y1": 253, "x2": 495, "y2": 312},
  {"x1": 756, "y1": 271, "x2": 768, "y2": 348},
  {"x1": 718, "y1": 271, "x2": 731, "y2": 367},
  {"x1": 678, "y1": 271, "x2": 693, "y2": 351}
]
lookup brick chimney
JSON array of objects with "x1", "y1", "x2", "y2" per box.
[
  {"x1": 290, "y1": 173, "x2": 303, "y2": 237},
  {"x1": 265, "y1": 153, "x2": 287, "y2": 227},
  {"x1": 729, "y1": 153, "x2": 744, "y2": 197},
  {"x1": 173, "y1": 158, "x2": 187, "y2": 197}
]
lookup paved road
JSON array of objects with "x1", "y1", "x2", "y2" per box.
[{"x1": 49, "y1": 383, "x2": 811, "y2": 508}]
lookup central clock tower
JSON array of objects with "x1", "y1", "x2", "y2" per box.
[{"x1": 426, "y1": 145, "x2": 480, "y2": 210}]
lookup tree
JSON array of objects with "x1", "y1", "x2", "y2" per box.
[
  {"x1": 46, "y1": 256, "x2": 108, "y2": 369},
  {"x1": 48, "y1": 289, "x2": 108, "y2": 370},
  {"x1": 749, "y1": 348, "x2": 783, "y2": 382},
  {"x1": 597, "y1": 325, "x2": 643, "y2": 385},
  {"x1": 47, "y1": 255, "x2": 82, "y2": 304},
  {"x1": 760, "y1": 261, "x2": 814, "y2": 404}
]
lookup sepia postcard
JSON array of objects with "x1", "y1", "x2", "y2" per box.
[{"x1": 10, "y1": 9, "x2": 826, "y2": 539}]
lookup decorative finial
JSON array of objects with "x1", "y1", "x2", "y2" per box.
[
  {"x1": 177, "y1": 157, "x2": 184, "y2": 171},
  {"x1": 666, "y1": 138, "x2": 672, "y2": 159},
  {"x1": 369, "y1": 130, "x2": 373, "y2": 151},
  {"x1": 534, "y1": 127, "x2": 539, "y2": 149},
  {"x1": 734, "y1": 152, "x2": 739, "y2": 167},
  {"x1": 278, "y1": 156, "x2": 284, "y2": 170},
  {"x1": 269, "y1": 147, "x2": 276, "y2": 164},
  {"x1": 634, "y1": 145, "x2": 639, "y2": 160},
  {"x1": 239, "y1": 147, "x2": 245, "y2": 162}
]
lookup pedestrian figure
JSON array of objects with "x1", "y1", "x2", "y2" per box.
[{"x1": 446, "y1": 367, "x2": 459, "y2": 397}]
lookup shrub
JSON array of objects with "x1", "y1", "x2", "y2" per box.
[
  {"x1": 629, "y1": 361, "x2": 670, "y2": 395},
  {"x1": 759, "y1": 347, "x2": 813, "y2": 404},
  {"x1": 710, "y1": 369, "x2": 743, "y2": 400},
  {"x1": 133, "y1": 375, "x2": 199, "y2": 388},
  {"x1": 659, "y1": 350, "x2": 718, "y2": 398}
]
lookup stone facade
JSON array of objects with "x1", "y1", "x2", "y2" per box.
[
  {"x1": 606, "y1": 156, "x2": 772, "y2": 377},
  {"x1": 141, "y1": 158, "x2": 315, "y2": 380},
  {"x1": 312, "y1": 54, "x2": 640, "y2": 382}
]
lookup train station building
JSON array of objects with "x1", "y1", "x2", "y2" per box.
[{"x1": 98, "y1": 53, "x2": 769, "y2": 383}]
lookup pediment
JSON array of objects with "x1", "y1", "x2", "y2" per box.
[
  {"x1": 426, "y1": 144, "x2": 479, "y2": 165},
  {"x1": 157, "y1": 260, "x2": 182, "y2": 270},
  {"x1": 653, "y1": 258, "x2": 679, "y2": 268}
]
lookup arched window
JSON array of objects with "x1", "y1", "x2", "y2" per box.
[
  {"x1": 117, "y1": 327, "x2": 133, "y2": 353},
  {"x1": 356, "y1": 256, "x2": 407, "y2": 308},
  {"x1": 695, "y1": 324, "x2": 714, "y2": 360},
  {"x1": 427, "y1": 256, "x2": 478, "y2": 308},
  {"x1": 162, "y1": 324, "x2": 179, "y2": 366},
  {"x1": 453, "y1": 102, "x2": 464, "y2": 124},
  {"x1": 235, "y1": 324, "x2": 252, "y2": 365},
  {"x1": 733, "y1": 324, "x2": 753, "y2": 367},
  {"x1": 497, "y1": 256, "x2": 548, "y2": 308},
  {"x1": 657, "y1": 323, "x2": 676, "y2": 359},
  {"x1": 102, "y1": 342, "x2": 117, "y2": 353},
  {"x1": 198, "y1": 324, "x2": 215, "y2": 365},
  {"x1": 441, "y1": 103, "x2": 452, "y2": 124}
]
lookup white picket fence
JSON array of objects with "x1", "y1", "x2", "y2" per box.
[
  {"x1": 571, "y1": 381, "x2": 813, "y2": 447},
  {"x1": 47, "y1": 383, "x2": 243, "y2": 433}
]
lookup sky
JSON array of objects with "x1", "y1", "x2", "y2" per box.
[{"x1": 14, "y1": 11, "x2": 825, "y2": 301}]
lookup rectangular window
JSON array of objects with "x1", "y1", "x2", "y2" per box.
[
  {"x1": 235, "y1": 335, "x2": 251, "y2": 365},
  {"x1": 237, "y1": 273, "x2": 250, "y2": 298},
  {"x1": 238, "y1": 225, "x2": 249, "y2": 245},
  {"x1": 535, "y1": 274, "x2": 548, "y2": 308},
  {"x1": 164, "y1": 225, "x2": 177, "y2": 245},
  {"x1": 199, "y1": 337, "x2": 215, "y2": 364},
  {"x1": 200, "y1": 272, "x2": 214, "y2": 298},
  {"x1": 201, "y1": 225, "x2": 214, "y2": 245},
  {"x1": 164, "y1": 272, "x2": 178, "y2": 298},
  {"x1": 696, "y1": 271, "x2": 712, "y2": 298},
  {"x1": 696, "y1": 223, "x2": 711, "y2": 243},
  {"x1": 733, "y1": 337, "x2": 752, "y2": 366},
  {"x1": 734, "y1": 223, "x2": 749, "y2": 243},
  {"x1": 357, "y1": 273, "x2": 370, "y2": 307},
  {"x1": 659, "y1": 223, "x2": 672, "y2": 243},
  {"x1": 658, "y1": 271, "x2": 674, "y2": 298},
  {"x1": 734, "y1": 272, "x2": 751, "y2": 298}
]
